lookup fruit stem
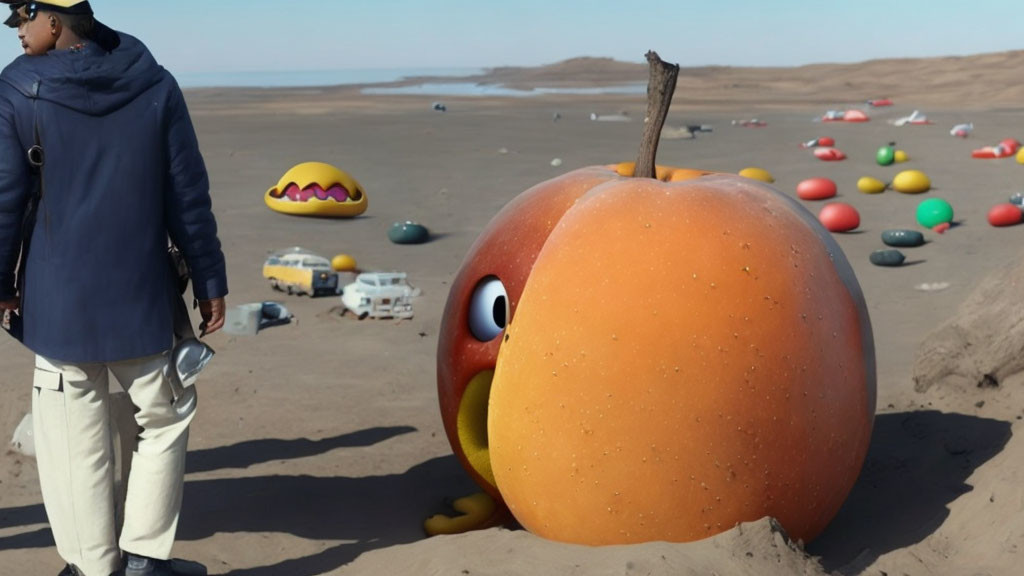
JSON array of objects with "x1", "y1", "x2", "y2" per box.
[{"x1": 634, "y1": 51, "x2": 680, "y2": 179}]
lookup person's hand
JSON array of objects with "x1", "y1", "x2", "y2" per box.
[
  {"x1": 197, "y1": 297, "x2": 225, "y2": 336},
  {"x1": 1, "y1": 298, "x2": 19, "y2": 332}
]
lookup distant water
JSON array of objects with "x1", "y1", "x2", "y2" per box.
[
  {"x1": 175, "y1": 67, "x2": 647, "y2": 97},
  {"x1": 361, "y1": 82, "x2": 648, "y2": 97},
  {"x1": 175, "y1": 67, "x2": 484, "y2": 89}
]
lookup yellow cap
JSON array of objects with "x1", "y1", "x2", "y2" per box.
[
  {"x1": 26, "y1": 1, "x2": 92, "y2": 14},
  {"x1": 4, "y1": 1, "x2": 93, "y2": 29}
]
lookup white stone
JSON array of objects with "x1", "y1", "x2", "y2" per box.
[{"x1": 10, "y1": 412, "x2": 34, "y2": 457}]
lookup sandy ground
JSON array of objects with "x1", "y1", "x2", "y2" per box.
[{"x1": 3, "y1": 54, "x2": 1024, "y2": 575}]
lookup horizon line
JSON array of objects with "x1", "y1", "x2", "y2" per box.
[{"x1": 170, "y1": 47, "x2": 1023, "y2": 77}]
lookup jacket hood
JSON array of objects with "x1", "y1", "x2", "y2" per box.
[{"x1": 0, "y1": 24, "x2": 166, "y2": 116}]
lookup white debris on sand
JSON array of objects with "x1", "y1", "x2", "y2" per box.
[{"x1": 9, "y1": 413, "x2": 34, "y2": 457}]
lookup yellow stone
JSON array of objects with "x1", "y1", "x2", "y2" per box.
[
  {"x1": 892, "y1": 170, "x2": 931, "y2": 194},
  {"x1": 857, "y1": 176, "x2": 886, "y2": 194},
  {"x1": 738, "y1": 167, "x2": 775, "y2": 183},
  {"x1": 331, "y1": 254, "x2": 358, "y2": 272}
]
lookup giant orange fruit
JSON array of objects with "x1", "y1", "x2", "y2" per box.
[
  {"x1": 437, "y1": 165, "x2": 646, "y2": 498},
  {"x1": 437, "y1": 164, "x2": 874, "y2": 545}
]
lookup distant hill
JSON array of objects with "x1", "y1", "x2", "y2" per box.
[
  {"x1": 479, "y1": 57, "x2": 649, "y2": 85},
  {"x1": 407, "y1": 52, "x2": 1024, "y2": 108}
]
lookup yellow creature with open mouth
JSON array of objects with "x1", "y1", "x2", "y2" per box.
[{"x1": 265, "y1": 161, "x2": 368, "y2": 217}]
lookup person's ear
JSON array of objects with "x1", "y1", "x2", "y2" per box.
[{"x1": 49, "y1": 15, "x2": 59, "y2": 35}]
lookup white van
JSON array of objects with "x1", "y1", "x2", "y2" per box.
[{"x1": 340, "y1": 272, "x2": 419, "y2": 319}]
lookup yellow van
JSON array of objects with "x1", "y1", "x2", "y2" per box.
[{"x1": 262, "y1": 248, "x2": 339, "y2": 296}]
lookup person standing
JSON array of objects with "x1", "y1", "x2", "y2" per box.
[{"x1": 0, "y1": 2, "x2": 227, "y2": 575}]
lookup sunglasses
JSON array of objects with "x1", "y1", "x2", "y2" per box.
[
  {"x1": 3, "y1": 2, "x2": 38, "y2": 29},
  {"x1": 9, "y1": 3, "x2": 39, "y2": 25}
]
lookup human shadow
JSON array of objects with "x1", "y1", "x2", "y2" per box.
[
  {"x1": 177, "y1": 453, "x2": 478, "y2": 575},
  {"x1": 0, "y1": 524, "x2": 50, "y2": 549},
  {"x1": 0, "y1": 426, "x2": 420, "y2": 554},
  {"x1": 185, "y1": 426, "x2": 416, "y2": 474},
  {"x1": 0, "y1": 502, "x2": 47, "y2": 531},
  {"x1": 808, "y1": 410, "x2": 1012, "y2": 574}
]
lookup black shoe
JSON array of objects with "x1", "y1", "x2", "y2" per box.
[{"x1": 124, "y1": 554, "x2": 207, "y2": 576}]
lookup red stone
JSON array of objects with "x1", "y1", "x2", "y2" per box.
[
  {"x1": 987, "y1": 203, "x2": 1023, "y2": 227},
  {"x1": 818, "y1": 202, "x2": 861, "y2": 232},
  {"x1": 797, "y1": 177, "x2": 838, "y2": 200}
]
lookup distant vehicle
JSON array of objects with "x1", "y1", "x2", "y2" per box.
[
  {"x1": 892, "y1": 109, "x2": 931, "y2": 127},
  {"x1": 950, "y1": 123, "x2": 973, "y2": 138},
  {"x1": 340, "y1": 272, "x2": 419, "y2": 319},
  {"x1": 263, "y1": 247, "x2": 339, "y2": 296}
]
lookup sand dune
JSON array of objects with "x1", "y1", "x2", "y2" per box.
[{"x1": 405, "y1": 51, "x2": 1024, "y2": 108}]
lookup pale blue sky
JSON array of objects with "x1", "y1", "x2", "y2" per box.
[{"x1": 0, "y1": 0, "x2": 1019, "y2": 74}]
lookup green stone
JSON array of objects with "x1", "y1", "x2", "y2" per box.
[
  {"x1": 916, "y1": 198, "x2": 954, "y2": 228},
  {"x1": 876, "y1": 145, "x2": 895, "y2": 166},
  {"x1": 388, "y1": 221, "x2": 430, "y2": 245}
]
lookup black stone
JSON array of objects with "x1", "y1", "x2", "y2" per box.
[
  {"x1": 881, "y1": 229, "x2": 925, "y2": 248},
  {"x1": 869, "y1": 249, "x2": 906, "y2": 267}
]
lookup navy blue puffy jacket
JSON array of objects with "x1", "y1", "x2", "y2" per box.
[{"x1": 0, "y1": 30, "x2": 227, "y2": 363}]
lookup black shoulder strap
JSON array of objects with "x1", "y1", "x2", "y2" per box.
[
  {"x1": 16, "y1": 91, "x2": 44, "y2": 292},
  {"x1": 5, "y1": 89, "x2": 45, "y2": 339},
  {"x1": 27, "y1": 84, "x2": 44, "y2": 189}
]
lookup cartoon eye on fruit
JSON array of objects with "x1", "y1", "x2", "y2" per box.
[
  {"x1": 428, "y1": 165, "x2": 627, "y2": 535},
  {"x1": 430, "y1": 53, "x2": 875, "y2": 546},
  {"x1": 265, "y1": 161, "x2": 368, "y2": 217}
]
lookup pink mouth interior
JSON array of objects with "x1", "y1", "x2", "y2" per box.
[{"x1": 279, "y1": 183, "x2": 353, "y2": 203}]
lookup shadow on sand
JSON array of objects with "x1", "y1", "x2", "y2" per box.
[
  {"x1": 3, "y1": 412, "x2": 1009, "y2": 575},
  {"x1": 0, "y1": 425, "x2": 450, "y2": 571},
  {"x1": 0, "y1": 502, "x2": 46, "y2": 532},
  {"x1": 809, "y1": 410, "x2": 1012, "y2": 574},
  {"x1": 178, "y1": 454, "x2": 477, "y2": 575},
  {"x1": 185, "y1": 425, "x2": 416, "y2": 474}
]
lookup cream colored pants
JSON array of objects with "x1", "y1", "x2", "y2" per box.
[{"x1": 32, "y1": 352, "x2": 195, "y2": 576}]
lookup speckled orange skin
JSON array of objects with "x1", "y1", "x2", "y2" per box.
[
  {"x1": 487, "y1": 173, "x2": 875, "y2": 545},
  {"x1": 437, "y1": 164, "x2": 713, "y2": 500},
  {"x1": 437, "y1": 167, "x2": 616, "y2": 498}
]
